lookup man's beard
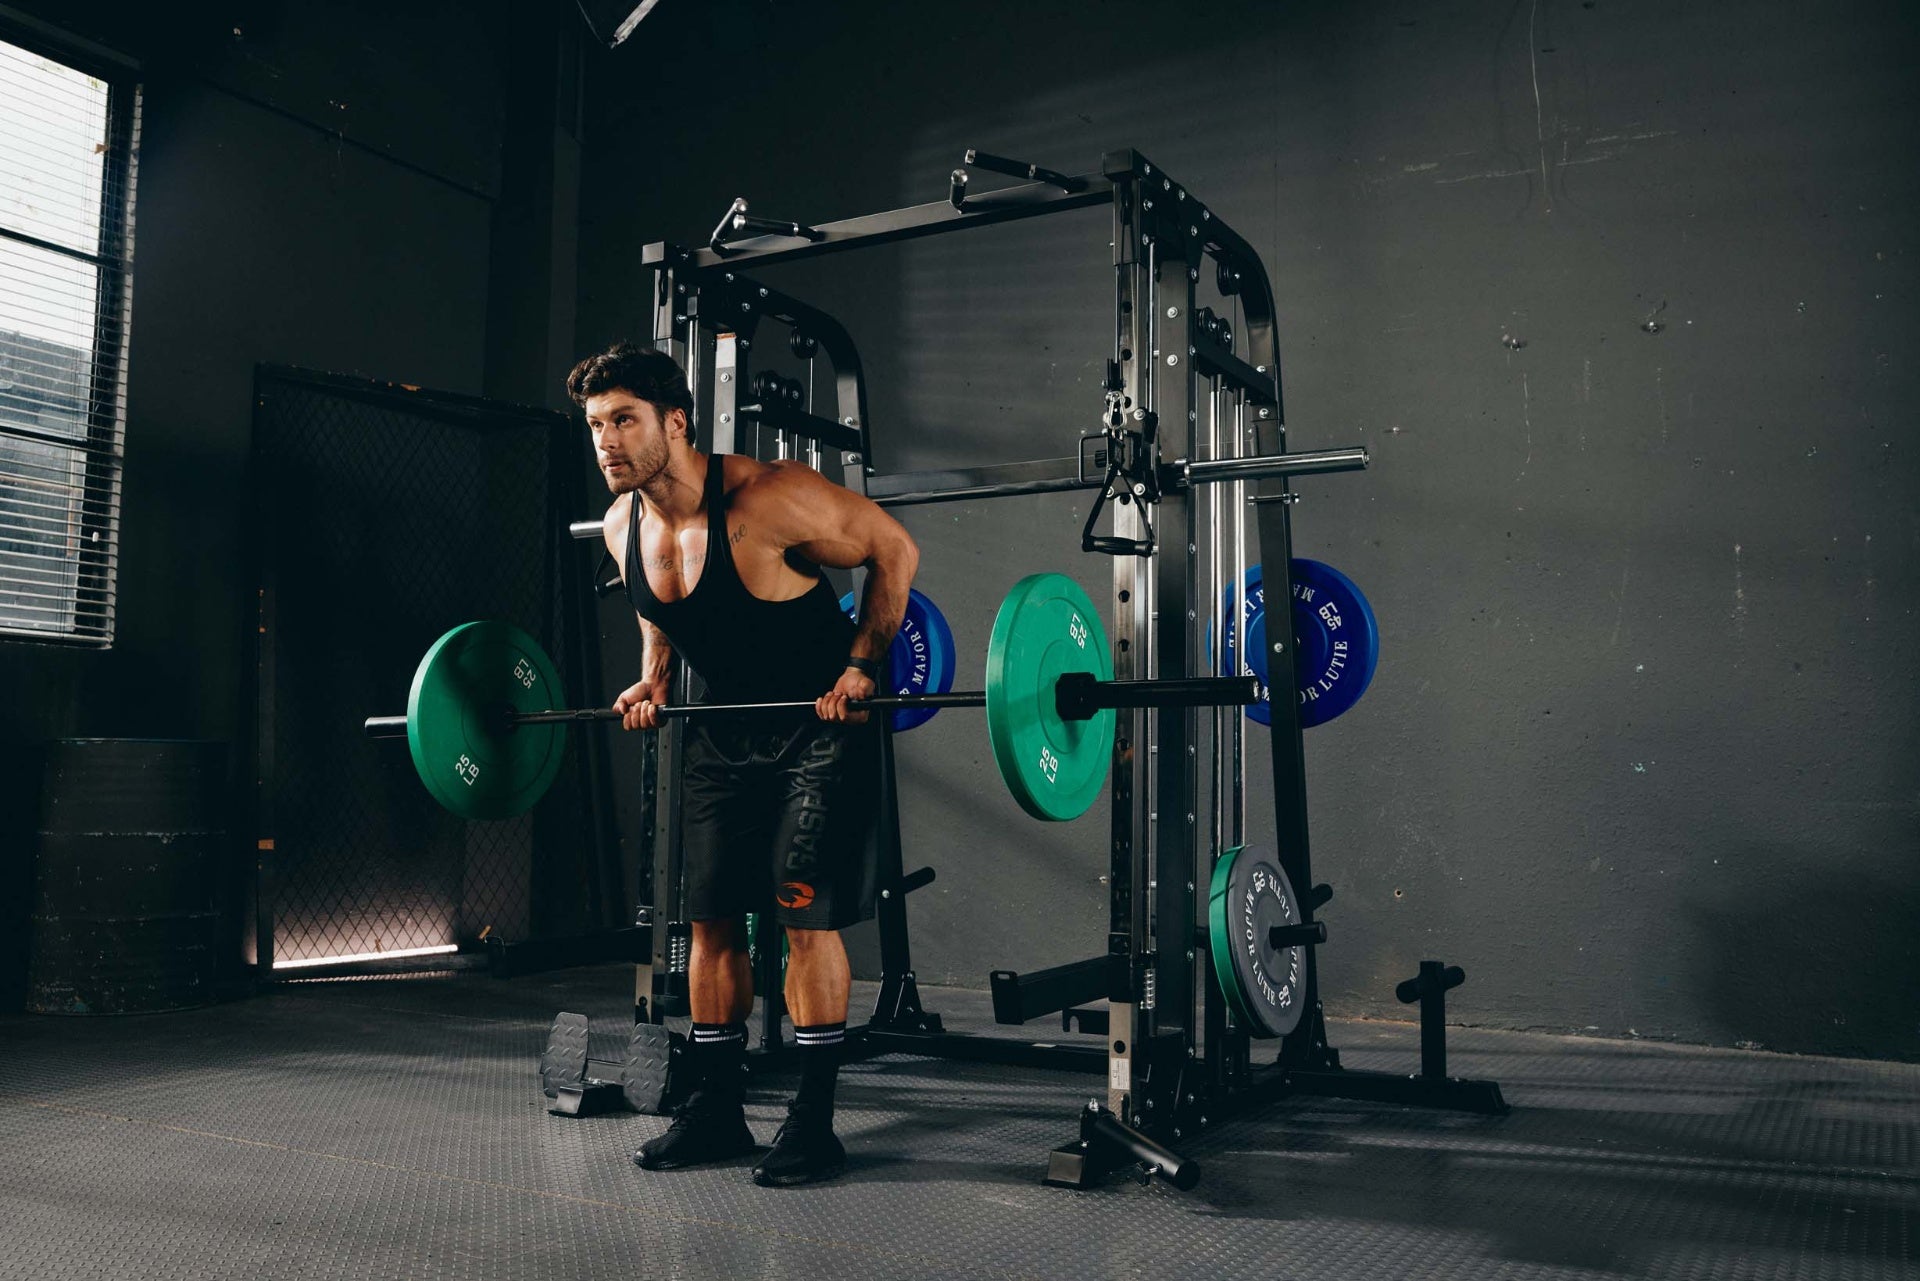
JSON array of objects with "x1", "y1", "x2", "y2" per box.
[{"x1": 603, "y1": 442, "x2": 666, "y2": 494}]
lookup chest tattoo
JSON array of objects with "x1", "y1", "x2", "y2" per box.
[{"x1": 641, "y1": 523, "x2": 747, "y2": 573}]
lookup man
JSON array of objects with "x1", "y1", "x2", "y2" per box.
[{"x1": 568, "y1": 341, "x2": 919, "y2": 1187}]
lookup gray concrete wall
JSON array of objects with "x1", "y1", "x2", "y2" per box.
[{"x1": 580, "y1": 0, "x2": 1918, "y2": 1060}]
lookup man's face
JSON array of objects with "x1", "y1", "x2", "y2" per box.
[{"x1": 585, "y1": 390, "x2": 677, "y2": 494}]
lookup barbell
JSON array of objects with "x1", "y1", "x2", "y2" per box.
[{"x1": 365, "y1": 572, "x2": 1259, "y2": 823}]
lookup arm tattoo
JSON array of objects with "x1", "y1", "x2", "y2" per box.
[{"x1": 638, "y1": 617, "x2": 673, "y2": 682}]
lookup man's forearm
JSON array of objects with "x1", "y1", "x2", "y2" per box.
[
  {"x1": 849, "y1": 556, "x2": 915, "y2": 665},
  {"x1": 638, "y1": 617, "x2": 674, "y2": 686}
]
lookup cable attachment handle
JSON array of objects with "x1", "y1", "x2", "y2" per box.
[{"x1": 1078, "y1": 420, "x2": 1158, "y2": 557}]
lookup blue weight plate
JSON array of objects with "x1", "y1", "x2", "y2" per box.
[
  {"x1": 839, "y1": 587, "x2": 954, "y2": 732},
  {"x1": 1218, "y1": 560, "x2": 1380, "y2": 728},
  {"x1": 888, "y1": 588, "x2": 955, "y2": 731}
]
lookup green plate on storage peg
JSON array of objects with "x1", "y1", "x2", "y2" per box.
[
  {"x1": 405, "y1": 620, "x2": 568, "y2": 820},
  {"x1": 1207, "y1": 843, "x2": 1307, "y2": 1038},
  {"x1": 984, "y1": 573, "x2": 1115, "y2": 822}
]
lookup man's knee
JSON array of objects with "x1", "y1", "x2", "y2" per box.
[
  {"x1": 692, "y1": 917, "x2": 749, "y2": 953},
  {"x1": 783, "y1": 925, "x2": 842, "y2": 956}
]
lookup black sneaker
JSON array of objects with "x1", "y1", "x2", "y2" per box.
[
  {"x1": 631, "y1": 1091, "x2": 756, "y2": 1171},
  {"x1": 751, "y1": 1104, "x2": 846, "y2": 1187}
]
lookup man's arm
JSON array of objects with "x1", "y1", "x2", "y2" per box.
[
  {"x1": 754, "y1": 462, "x2": 920, "y2": 657},
  {"x1": 603, "y1": 497, "x2": 675, "y2": 729},
  {"x1": 749, "y1": 462, "x2": 920, "y2": 719},
  {"x1": 633, "y1": 613, "x2": 674, "y2": 687}
]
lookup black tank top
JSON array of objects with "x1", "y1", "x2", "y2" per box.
[{"x1": 624, "y1": 456, "x2": 857, "y2": 705}]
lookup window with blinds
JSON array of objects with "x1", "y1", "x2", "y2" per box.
[{"x1": 0, "y1": 34, "x2": 138, "y2": 644}]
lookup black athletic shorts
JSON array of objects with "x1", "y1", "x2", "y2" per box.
[{"x1": 679, "y1": 716, "x2": 883, "y2": 930}]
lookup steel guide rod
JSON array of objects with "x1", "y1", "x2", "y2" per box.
[
  {"x1": 1230, "y1": 394, "x2": 1249, "y2": 848},
  {"x1": 1103, "y1": 174, "x2": 1147, "y2": 1116},
  {"x1": 646, "y1": 265, "x2": 693, "y2": 1014},
  {"x1": 1206, "y1": 373, "x2": 1227, "y2": 896}
]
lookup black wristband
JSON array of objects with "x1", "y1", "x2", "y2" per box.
[{"x1": 845, "y1": 655, "x2": 879, "y2": 678}]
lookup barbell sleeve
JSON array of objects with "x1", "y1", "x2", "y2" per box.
[
  {"x1": 1054, "y1": 673, "x2": 1261, "y2": 720},
  {"x1": 365, "y1": 716, "x2": 409, "y2": 739}
]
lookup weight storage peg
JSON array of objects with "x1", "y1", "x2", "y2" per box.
[
  {"x1": 1397, "y1": 960, "x2": 1468, "y2": 1083},
  {"x1": 1267, "y1": 921, "x2": 1326, "y2": 949}
]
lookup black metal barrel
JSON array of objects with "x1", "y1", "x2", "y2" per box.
[{"x1": 27, "y1": 739, "x2": 228, "y2": 1014}]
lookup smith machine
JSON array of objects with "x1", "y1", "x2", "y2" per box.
[{"x1": 547, "y1": 149, "x2": 1507, "y2": 1189}]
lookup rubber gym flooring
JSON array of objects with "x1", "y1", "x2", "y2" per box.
[{"x1": 0, "y1": 965, "x2": 1912, "y2": 1281}]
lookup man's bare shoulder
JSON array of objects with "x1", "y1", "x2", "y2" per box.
[
  {"x1": 602, "y1": 493, "x2": 634, "y2": 561},
  {"x1": 723, "y1": 454, "x2": 810, "y2": 503}
]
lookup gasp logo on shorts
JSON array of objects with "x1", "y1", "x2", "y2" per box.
[{"x1": 776, "y1": 881, "x2": 816, "y2": 910}]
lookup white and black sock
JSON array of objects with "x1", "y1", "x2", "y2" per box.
[
  {"x1": 792, "y1": 1021, "x2": 845, "y2": 1116},
  {"x1": 687, "y1": 1021, "x2": 747, "y2": 1096}
]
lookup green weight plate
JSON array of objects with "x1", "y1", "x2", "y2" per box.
[
  {"x1": 1207, "y1": 843, "x2": 1307, "y2": 1038},
  {"x1": 984, "y1": 573, "x2": 1115, "y2": 822},
  {"x1": 406, "y1": 620, "x2": 568, "y2": 820}
]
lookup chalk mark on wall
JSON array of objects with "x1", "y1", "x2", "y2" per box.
[
  {"x1": 1518, "y1": 371, "x2": 1534, "y2": 481},
  {"x1": 1733, "y1": 543, "x2": 1747, "y2": 637},
  {"x1": 1657, "y1": 366, "x2": 1669, "y2": 445},
  {"x1": 1529, "y1": 0, "x2": 1552, "y2": 213},
  {"x1": 1864, "y1": 533, "x2": 1875, "y2": 623},
  {"x1": 1610, "y1": 559, "x2": 1629, "y2": 648}
]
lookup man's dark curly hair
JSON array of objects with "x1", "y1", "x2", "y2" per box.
[{"x1": 566, "y1": 342, "x2": 697, "y2": 443}]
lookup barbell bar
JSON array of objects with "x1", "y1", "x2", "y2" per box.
[{"x1": 364, "y1": 675, "x2": 1249, "y2": 738}]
